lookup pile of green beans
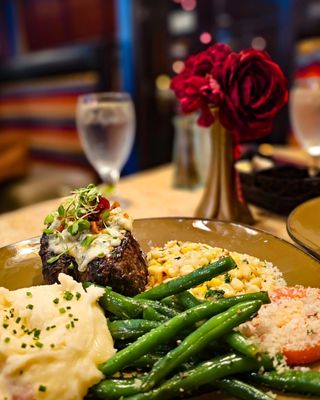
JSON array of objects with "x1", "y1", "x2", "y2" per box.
[{"x1": 87, "y1": 256, "x2": 320, "y2": 400}]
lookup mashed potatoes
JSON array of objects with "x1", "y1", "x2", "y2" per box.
[{"x1": 0, "y1": 274, "x2": 115, "y2": 400}]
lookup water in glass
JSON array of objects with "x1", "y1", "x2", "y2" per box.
[
  {"x1": 290, "y1": 78, "x2": 320, "y2": 162},
  {"x1": 76, "y1": 93, "x2": 135, "y2": 185}
]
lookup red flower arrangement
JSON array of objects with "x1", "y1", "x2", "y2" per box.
[{"x1": 171, "y1": 44, "x2": 288, "y2": 141}]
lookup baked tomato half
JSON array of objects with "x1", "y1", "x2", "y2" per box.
[{"x1": 271, "y1": 286, "x2": 320, "y2": 365}]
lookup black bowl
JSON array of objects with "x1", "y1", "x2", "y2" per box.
[{"x1": 240, "y1": 165, "x2": 320, "y2": 215}]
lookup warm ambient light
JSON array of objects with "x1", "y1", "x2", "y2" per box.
[
  {"x1": 172, "y1": 60, "x2": 185, "y2": 73},
  {"x1": 251, "y1": 36, "x2": 266, "y2": 50},
  {"x1": 181, "y1": 0, "x2": 197, "y2": 11},
  {"x1": 200, "y1": 32, "x2": 212, "y2": 44},
  {"x1": 156, "y1": 74, "x2": 171, "y2": 90}
]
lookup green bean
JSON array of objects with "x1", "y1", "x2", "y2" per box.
[
  {"x1": 135, "y1": 256, "x2": 237, "y2": 300},
  {"x1": 160, "y1": 295, "x2": 183, "y2": 311},
  {"x1": 129, "y1": 353, "x2": 162, "y2": 369},
  {"x1": 108, "y1": 320, "x2": 160, "y2": 341},
  {"x1": 142, "y1": 300, "x2": 263, "y2": 391},
  {"x1": 99, "y1": 291, "x2": 269, "y2": 376},
  {"x1": 225, "y1": 332, "x2": 278, "y2": 370},
  {"x1": 124, "y1": 353, "x2": 261, "y2": 400},
  {"x1": 214, "y1": 378, "x2": 274, "y2": 400},
  {"x1": 138, "y1": 300, "x2": 178, "y2": 318},
  {"x1": 225, "y1": 331, "x2": 259, "y2": 357},
  {"x1": 142, "y1": 306, "x2": 167, "y2": 321},
  {"x1": 176, "y1": 291, "x2": 202, "y2": 309},
  {"x1": 92, "y1": 377, "x2": 144, "y2": 399},
  {"x1": 99, "y1": 287, "x2": 176, "y2": 320},
  {"x1": 99, "y1": 287, "x2": 144, "y2": 318},
  {"x1": 248, "y1": 370, "x2": 320, "y2": 396}
]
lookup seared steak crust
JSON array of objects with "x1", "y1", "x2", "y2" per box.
[{"x1": 39, "y1": 232, "x2": 148, "y2": 296}]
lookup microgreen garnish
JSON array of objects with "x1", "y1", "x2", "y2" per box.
[
  {"x1": 67, "y1": 221, "x2": 79, "y2": 236},
  {"x1": 102, "y1": 209, "x2": 110, "y2": 222},
  {"x1": 63, "y1": 184, "x2": 101, "y2": 222},
  {"x1": 41, "y1": 184, "x2": 112, "y2": 248},
  {"x1": 78, "y1": 219, "x2": 90, "y2": 231},
  {"x1": 44, "y1": 213, "x2": 55, "y2": 225},
  {"x1": 58, "y1": 204, "x2": 65, "y2": 217}
]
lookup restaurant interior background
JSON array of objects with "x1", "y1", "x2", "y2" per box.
[{"x1": 0, "y1": 0, "x2": 319, "y2": 213}]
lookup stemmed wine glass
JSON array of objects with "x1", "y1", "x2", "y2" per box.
[
  {"x1": 289, "y1": 77, "x2": 320, "y2": 175},
  {"x1": 76, "y1": 92, "x2": 135, "y2": 189}
]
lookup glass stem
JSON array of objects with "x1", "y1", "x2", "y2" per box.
[
  {"x1": 309, "y1": 155, "x2": 320, "y2": 177},
  {"x1": 99, "y1": 167, "x2": 120, "y2": 186}
]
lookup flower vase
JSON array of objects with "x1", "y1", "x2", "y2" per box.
[{"x1": 195, "y1": 118, "x2": 254, "y2": 224}]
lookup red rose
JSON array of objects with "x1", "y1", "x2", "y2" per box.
[
  {"x1": 171, "y1": 44, "x2": 231, "y2": 127},
  {"x1": 219, "y1": 49, "x2": 288, "y2": 141}
]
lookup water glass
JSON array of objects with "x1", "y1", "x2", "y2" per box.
[
  {"x1": 290, "y1": 77, "x2": 320, "y2": 173},
  {"x1": 76, "y1": 92, "x2": 135, "y2": 186}
]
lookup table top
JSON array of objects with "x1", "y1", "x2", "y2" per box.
[{"x1": 0, "y1": 164, "x2": 290, "y2": 248}]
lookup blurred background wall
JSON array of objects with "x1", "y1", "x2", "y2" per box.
[{"x1": 0, "y1": 0, "x2": 319, "y2": 211}]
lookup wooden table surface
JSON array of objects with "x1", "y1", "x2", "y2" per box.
[{"x1": 0, "y1": 164, "x2": 290, "y2": 248}]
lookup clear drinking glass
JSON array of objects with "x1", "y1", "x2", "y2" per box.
[
  {"x1": 76, "y1": 92, "x2": 135, "y2": 186},
  {"x1": 290, "y1": 77, "x2": 320, "y2": 174}
]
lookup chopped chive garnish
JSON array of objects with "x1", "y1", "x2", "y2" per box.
[
  {"x1": 81, "y1": 235, "x2": 96, "y2": 248},
  {"x1": 47, "y1": 253, "x2": 64, "y2": 264},
  {"x1": 53, "y1": 298, "x2": 59, "y2": 304},
  {"x1": 67, "y1": 262, "x2": 75, "y2": 270},
  {"x1": 38, "y1": 384, "x2": 47, "y2": 392},
  {"x1": 59, "y1": 308, "x2": 66, "y2": 314},
  {"x1": 63, "y1": 291, "x2": 73, "y2": 301},
  {"x1": 26, "y1": 304, "x2": 34, "y2": 310},
  {"x1": 34, "y1": 329, "x2": 41, "y2": 338}
]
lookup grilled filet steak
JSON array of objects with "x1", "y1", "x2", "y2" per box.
[
  {"x1": 40, "y1": 231, "x2": 148, "y2": 296},
  {"x1": 39, "y1": 184, "x2": 148, "y2": 296}
]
